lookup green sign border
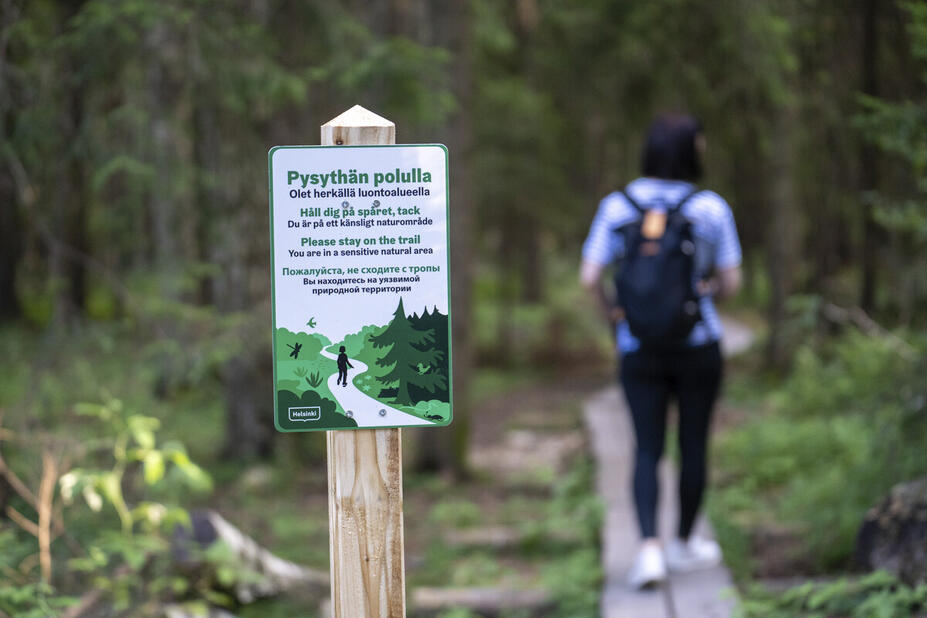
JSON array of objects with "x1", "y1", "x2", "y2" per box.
[{"x1": 267, "y1": 144, "x2": 453, "y2": 432}]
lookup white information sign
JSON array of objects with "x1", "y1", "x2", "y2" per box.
[{"x1": 268, "y1": 145, "x2": 451, "y2": 431}]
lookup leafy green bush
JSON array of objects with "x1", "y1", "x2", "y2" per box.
[
  {"x1": 713, "y1": 331, "x2": 927, "y2": 574},
  {"x1": 738, "y1": 571, "x2": 927, "y2": 618},
  {"x1": 539, "y1": 456, "x2": 603, "y2": 618},
  {"x1": 0, "y1": 397, "x2": 219, "y2": 615}
]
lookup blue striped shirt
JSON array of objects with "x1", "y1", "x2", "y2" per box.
[{"x1": 582, "y1": 177, "x2": 742, "y2": 354}]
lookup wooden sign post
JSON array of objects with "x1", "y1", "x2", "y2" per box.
[
  {"x1": 269, "y1": 103, "x2": 449, "y2": 614},
  {"x1": 323, "y1": 106, "x2": 406, "y2": 617}
]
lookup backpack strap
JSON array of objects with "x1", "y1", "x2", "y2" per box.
[
  {"x1": 668, "y1": 188, "x2": 702, "y2": 213},
  {"x1": 621, "y1": 187, "x2": 701, "y2": 215},
  {"x1": 620, "y1": 189, "x2": 645, "y2": 214}
]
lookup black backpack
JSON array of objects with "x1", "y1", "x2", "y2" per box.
[{"x1": 613, "y1": 188, "x2": 702, "y2": 348}]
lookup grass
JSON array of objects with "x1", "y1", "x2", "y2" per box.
[{"x1": 275, "y1": 357, "x2": 338, "y2": 402}]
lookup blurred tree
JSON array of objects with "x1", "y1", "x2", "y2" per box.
[
  {"x1": 0, "y1": 0, "x2": 453, "y2": 458},
  {"x1": 857, "y1": 0, "x2": 927, "y2": 325},
  {"x1": 3, "y1": 0, "x2": 927, "y2": 465},
  {"x1": 0, "y1": 0, "x2": 22, "y2": 321},
  {"x1": 859, "y1": 0, "x2": 881, "y2": 313}
]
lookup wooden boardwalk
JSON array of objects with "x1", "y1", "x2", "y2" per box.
[{"x1": 585, "y1": 317, "x2": 752, "y2": 618}]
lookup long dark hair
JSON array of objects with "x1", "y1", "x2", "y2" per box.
[{"x1": 641, "y1": 113, "x2": 703, "y2": 182}]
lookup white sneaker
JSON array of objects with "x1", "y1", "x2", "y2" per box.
[
  {"x1": 627, "y1": 543, "x2": 667, "y2": 589},
  {"x1": 665, "y1": 535, "x2": 722, "y2": 572}
]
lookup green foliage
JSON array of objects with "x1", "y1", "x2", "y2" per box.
[
  {"x1": 333, "y1": 323, "x2": 385, "y2": 359},
  {"x1": 542, "y1": 548, "x2": 601, "y2": 618},
  {"x1": 408, "y1": 307, "x2": 450, "y2": 402},
  {"x1": 310, "y1": 11, "x2": 455, "y2": 127},
  {"x1": 435, "y1": 609, "x2": 482, "y2": 618},
  {"x1": 276, "y1": 388, "x2": 357, "y2": 431},
  {"x1": 0, "y1": 393, "x2": 217, "y2": 615},
  {"x1": 65, "y1": 397, "x2": 211, "y2": 531},
  {"x1": 854, "y1": 1, "x2": 927, "y2": 317},
  {"x1": 428, "y1": 498, "x2": 482, "y2": 528},
  {"x1": 713, "y1": 331, "x2": 927, "y2": 573},
  {"x1": 0, "y1": 581, "x2": 77, "y2": 618},
  {"x1": 410, "y1": 399, "x2": 451, "y2": 422},
  {"x1": 275, "y1": 329, "x2": 338, "y2": 401},
  {"x1": 473, "y1": 256, "x2": 613, "y2": 368},
  {"x1": 738, "y1": 570, "x2": 927, "y2": 618},
  {"x1": 446, "y1": 552, "x2": 516, "y2": 587},
  {"x1": 412, "y1": 453, "x2": 602, "y2": 615},
  {"x1": 275, "y1": 329, "x2": 328, "y2": 362},
  {"x1": 370, "y1": 298, "x2": 447, "y2": 405},
  {"x1": 538, "y1": 457, "x2": 603, "y2": 618}
]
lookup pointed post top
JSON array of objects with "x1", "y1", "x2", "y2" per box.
[
  {"x1": 321, "y1": 105, "x2": 395, "y2": 146},
  {"x1": 323, "y1": 105, "x2": 395, "y2": 128}
]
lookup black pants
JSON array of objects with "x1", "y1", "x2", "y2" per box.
[
  {"x1": 338, "y1": 368, "x2": 348, "y2": 385},
  {"x1": 620, "y1": 342, "x2": 722, "y2": 540}
]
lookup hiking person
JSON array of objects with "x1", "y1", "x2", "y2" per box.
[
  {"x1": 580, "y1": 113, "x2": 743, "y2": 589},
  {"x1": 336, "y1": 346, "x2": 353, "y2": 387}
]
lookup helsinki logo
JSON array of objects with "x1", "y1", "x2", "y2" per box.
[{"x1": 289, "y1": 406, "x2": 321, "y2": 422}]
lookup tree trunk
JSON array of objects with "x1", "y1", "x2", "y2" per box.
[
  {"x1": 412, "y1": 0, "x2": 472, "y2": 477},
  {"x1": 0, "y1": 159, "x2": 20, "y2": 321},
  {"x1": 859, "y1": 0, "x2": 880, "y2": 313},
  {"x1": 765, "y1": 110, "x2": 797, "y2": 371},
  {"x1": 222, "y1": 355, "x2": 274, "y2": 460},
  {"x1": 64, "y1": 85, "x2": 89, "y2": 314},
  {"x1": 0, "y1": 0, "x2": 21, "y2": 321},
  {"x1": 146, "y1": 23, "x2": 178, "y2": 274},
  {"x1": 192, "y1": 88, "x2": 220, "y2": 305},
  {"x1": 520, "y1": 215, "x2": 542, "y2": 303},
  {"x1": 49, "y1": 0, "x2": 91, "y2": 328},
  {"x1": 515, "y1": 2, "x2": 542, "y2": 304}
]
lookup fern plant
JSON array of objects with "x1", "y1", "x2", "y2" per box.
[
  {"x1": 306, "y1": 371, "x2": 323, "y2": 388},
  {"x1": 293, "y1": 366, "x2": 308, "y2": 378}
]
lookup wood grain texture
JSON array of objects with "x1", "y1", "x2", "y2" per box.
[
  {"x1": 327, "y1": 429, "x2": 405, "y2": 617},
  {"x1": 321, "y1": 105, "x2": 396, "y2": 147},
  {"x1": 323, "y1": 105, "x2": 405, "y2": 617}
]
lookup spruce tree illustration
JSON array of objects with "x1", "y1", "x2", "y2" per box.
[
  {"x1": 369, "y1": 298, "x2": 446, "y2": 405},
  {"x1": 409, "y1": 305, "x2": 449, "y2": 402}
]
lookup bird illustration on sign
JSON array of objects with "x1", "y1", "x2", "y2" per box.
[{"x1": 306, "y1": 317, "x2": 317, "y2": 328}]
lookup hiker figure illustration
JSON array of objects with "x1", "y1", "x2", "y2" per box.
[
  {"x1": 336, "y1": 346, "x2": 353, "y2": 387},
  {"x1": 580, "y1": 113, "x2": 743, "y2": 589}
]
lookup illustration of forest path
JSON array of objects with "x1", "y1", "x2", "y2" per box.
[
  {"x1": 318, "y1": 348, "x2": 434, "y2": 427},
  {"x1": 586, "y1": 315, "x2": 755, "y2": 618}
]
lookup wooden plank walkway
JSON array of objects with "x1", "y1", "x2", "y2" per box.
[{"x1": 586, "y1": 317, "x2": 752, "y2": 617}]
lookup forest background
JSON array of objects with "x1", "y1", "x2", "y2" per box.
[{"x1": 2, "y1": 0, "x2": 927, "y2": 616}]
